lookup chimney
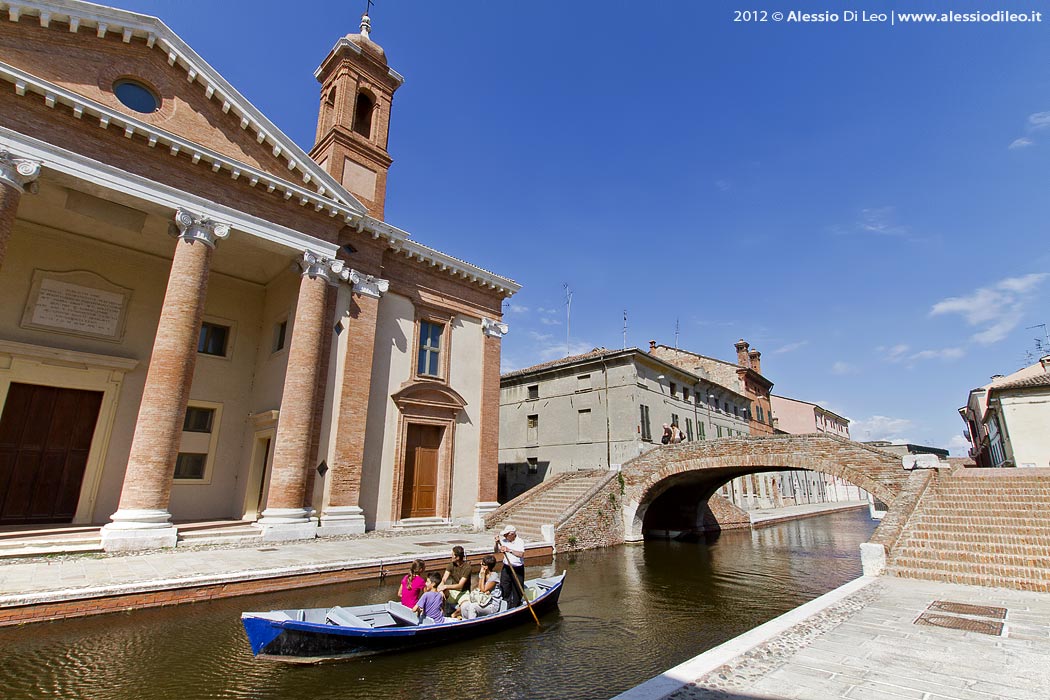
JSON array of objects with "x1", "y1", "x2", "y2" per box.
[
  {"x1": 1041, "y1": 355, "x2": 1050, "y2": 373},
  {"x1": 748, "y1": 349, "x2": 762, "y2": 374},
  {"x1": 649, "y1": 340, "x2": 657, "y2": 352},
  {"x1": 735, "y1": 339, "x2": 750, "y2": 368}
]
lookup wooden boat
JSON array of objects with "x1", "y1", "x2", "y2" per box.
[{"x1": 241, "y1": 571, "x2": 565, "y2": 663}]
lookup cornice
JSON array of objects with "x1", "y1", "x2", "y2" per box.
[{"x1": 314, "y1": 36, "x2": 405, "y2": 86}]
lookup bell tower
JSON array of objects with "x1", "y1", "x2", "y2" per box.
[{"x1": 310, "y1": 12, "x2": 403, "y2": 219}]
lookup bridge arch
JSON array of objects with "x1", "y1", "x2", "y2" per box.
[{"x1": 618, "y1": 435, "x2": 908, "y2": 542}]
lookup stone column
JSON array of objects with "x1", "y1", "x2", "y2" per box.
[
  {"x1": 474, "y1": 318, "x2": 508, "y2": 527},
  {"x1": 0, "y1": 149, "x2": 42, "y2": 271},
  {"x1": 101, "y1": 210, "x2": 229, "y2": 552},
  {"x1": 318, "y1": 270, "x2": 388, "y2": 537},
  {"x1": 256, "y1": 251, "x2": 340, "y2": 541}
]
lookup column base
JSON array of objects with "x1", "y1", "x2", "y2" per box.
[
  {"x1": 254, "y1": 507, "x2": 318, "y2": 542},
  {"x1": 318, "y1": 506, "x2": 366, "y2": 537},
  {"x1": 101, "y1": 509, "x2": 178, "y2": 552},
  {"x1": 472, "y1": 501, "x2": 500, "y2": 529}
]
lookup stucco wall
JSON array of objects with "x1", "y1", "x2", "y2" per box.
[{"x1": 1001, "y1": 392, "x2": 1050, "y2": 468}]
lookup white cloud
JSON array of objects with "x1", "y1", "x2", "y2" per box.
[
  {"x1": 773, "y1": 340, "x2": 809, "y2": 354},
  {"x1": 947, "y1": 434, "x2": 971, "y2": 457},
  {"x1": 1009, "y1": 137, "x2": 1034, "y2": 150},
  {"x1": 879, "y1": 344, "x2": 910, "y2": 362},
  {"x1": 831, "y1": 361, "x2": 856, "y2": 375},
  {"x1": 907, "y1": 347, "x2": 965, "y2": 362},
  {"x1": 851, "y1": 415, "x2": 913, "y2": 442},
  {"x1": 930, "y1": 273, "x2": 1048, "y2": 345},
  {"x1": 1027, "y1": 111, "x2": 1050, "y2": 129},
  {"x1": 857, "y1": 207, "x2": 907, "y2": 236},
  {"x1": 715, "y1": 179, "x2": 731, "y2": 192},
  {"x1": 506, "y1": 304, "x2": 529, "y2": 314},
  {"x1": 539, "y1": 316, "x2": 562, "y2": 326},
  {"x1": 527, "y1": 330, "x2": 594, "y2": 362}
]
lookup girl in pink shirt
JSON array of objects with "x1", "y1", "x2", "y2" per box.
[{"x1": 399, "y1": 559, "x2": 426, "y2": 607}]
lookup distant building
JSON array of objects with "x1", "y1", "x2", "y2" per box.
[
  {"x1": 498, "y1": 348, "x2": 751, "y2": 501},
  {"x1": 771, "y1": 395, "x2": 850, "y2": 438},
  {"x1": 959, "y1": 355, "x2": 1050, "y2": 468},
  {"x1": 649, "y1": 339, "x2": 775, "y2": 436},
  {"x1": 862, "y1": 441, "x2": 949, "y2": 459}
]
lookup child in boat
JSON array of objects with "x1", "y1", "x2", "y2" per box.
[
  {"x1": 453, "y1": 555, "x2": 502, "y2": 620},
  {"x1": 399, "y1": 559, "x2": 427, "y2": 608},
  {"x1": 413, "y1": 572, "x2": 445, "y2": 623}
]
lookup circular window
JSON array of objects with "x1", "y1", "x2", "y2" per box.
[{"x1": 113, "y1": 79, "x2": 160, "y2": 113}]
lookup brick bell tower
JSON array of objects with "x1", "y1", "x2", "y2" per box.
[{"x1": 310, "y1": 12, "x2": 403, "y2": 219}]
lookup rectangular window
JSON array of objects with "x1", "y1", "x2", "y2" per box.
[
  {"x1": 198, "y1": 322, "x2": 230, "y2": 356},
  {"x1": 527, "y1": 414, "x2": 539, "y2": 445},
  {"x1": 526, "y1": 457, "x2": 539, "y2": 474},
  {"x1": 756, "y1": 405, "x2": 764, "y2": 423},
  {"x1": 723, "y1": 402, "x2": 729, "y2": 414},
  {"x1": 734, "y1": 406, "x2": 739, "y2": 418},
  {"x1": 683, "y1": 387, "x2": 690, "y2": 402},
  {"x1": 717, "y1": 425, "x2": 723, "y2": 438},
  {"x1": 577, "y1": 409, "x2": 592, "y2": 442},
  {"x1": 686, "y1": 418, "x2": 694, "y2": 441},
  {"x1": 698, "y1": 422, "x2": 706, "y2": 440},
  {"x1": 669, "y1": 382, "x2": 677, "y2": 398},
  {"x1": 527, "y1": 384, "x2": 539, "y2": 400},
  {"x1": 640, "y1": 404, "x2": 652, "y2": 441},
  {"x1": 271, "y1": 319, "x2": 287, "y2": 353},
  {"x1": 671, "y1": 413, "x2": 679, "y2": 427},
  {"x1": 183, "y1": 406, "x2": 215, "y2": 433},
  {"x1": 174, "y1": 452, "x2": 207, "y2": 480},
  {"x1": 576, "y1": 374, "x2": 591, "y2": 392},
  {"x1": 417, "y1": 320, "x2": 443, "y2": 377}
]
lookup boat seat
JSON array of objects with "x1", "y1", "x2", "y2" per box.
[
  {"x1": 326, "y1": 606, "x2": 371, "y2": 628},
  {"x1": 525, "y1": 587, "x2": 539, "y2": 602},
  {"x1": 386, "y1": 601, "x2": 423, "y2": 626}
]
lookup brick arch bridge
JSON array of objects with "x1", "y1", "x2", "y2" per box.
[{"x1": 619, "y1": 434, "x2": 909, "y2": 543}]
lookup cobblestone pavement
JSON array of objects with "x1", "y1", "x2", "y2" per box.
[{"x1": 663, "y1": 576, "x2": 1050, "y2": 700}]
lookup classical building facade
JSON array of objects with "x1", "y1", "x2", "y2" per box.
[
  {"x1": 959, "y1": 355, "x2": 1050, "y2": 468},
  {"x1": 498, "y1": 348, "x2": 751, "y2": 501},
  {"x1": 0, "y1": 2, "x2": 517, "y2": 549}
]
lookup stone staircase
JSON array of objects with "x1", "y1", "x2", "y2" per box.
[
  {"x1": 887, "y1": 469, "x2": 1050, "y2": 592},
  {"x1": 489, "y1": 470, "x2": 612, "y2": 543}
]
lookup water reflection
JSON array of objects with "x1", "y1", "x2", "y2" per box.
[{"x1": 0, "y1": 509, "x2": 875, "y2": 700}]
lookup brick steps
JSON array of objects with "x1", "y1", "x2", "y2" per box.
[
  {"x1": 887, "y1": 472, "x2": 1050, "y2": 591},
  {"x1": 493, "y1": 471, "x2": 610, "y2": 542}
]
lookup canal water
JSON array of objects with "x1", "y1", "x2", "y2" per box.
[{"x1": 0, "y1": 509, "x2": 875, "y2": 700}]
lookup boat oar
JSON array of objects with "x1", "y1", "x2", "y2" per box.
[{"x1": 505, "y1": 561, "x2": 541, "y2": 628}]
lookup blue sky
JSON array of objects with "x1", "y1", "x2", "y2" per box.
[{"x1": 116, "y1": 1, "x2": 1048, "y2": 454}]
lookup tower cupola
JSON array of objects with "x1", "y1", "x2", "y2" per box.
[{"x1": 310, "y1": 12, "x2": 404, "y2": 219}]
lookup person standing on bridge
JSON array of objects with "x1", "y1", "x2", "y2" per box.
[{"x1": 494, "y1": 525, "x2": 526, "y2": 608}]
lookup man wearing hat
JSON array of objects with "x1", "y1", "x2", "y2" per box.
[{"x1": 494, "y1": 525, "x2": 526, "y2": 608}]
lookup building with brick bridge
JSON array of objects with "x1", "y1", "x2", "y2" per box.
[{"x1": 0, "y1": 2, "x2": 518, "y2": 550}]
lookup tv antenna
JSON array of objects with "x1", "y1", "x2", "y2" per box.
[
  {"x1": 674, "y1": 318, "x2": 680, "y2": 350},
  {"x1": 1028, "y1": 323, "x2": 1049, "y2": 353},
  {"x1": 623, "y1": 310, "x2": 628, "y2": 350},
  {"x1": 563, "y1": 283, "x2": 573, "y2": 356}
]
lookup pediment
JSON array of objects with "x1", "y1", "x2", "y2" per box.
[
  {"x1": 0, "y1": 1, "x2": 366, "y2": 214},
  {"x1": 392, "y1": 380, "x2": 467, "y2": 414}
]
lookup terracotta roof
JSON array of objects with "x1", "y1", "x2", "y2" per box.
[
  {"x1": 501, "y1": 348, "x2": 628, "y2": 379},
  {"x1": 990, "y1": 372, "x2": 1050, "y2": 392}
]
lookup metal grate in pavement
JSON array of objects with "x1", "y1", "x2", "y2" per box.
[
  {"x1": 928, "y1": 600, "x2": 1007, "y2": 619},
  {"x1": 414, "y1": 541, "x2": 446, "y2": 547},
  {"x1": 446, "y1": 539, "x2": 473, "y2": 544},
  {"x1": 915, "y1": 612, "x2": 1004, "y2": 636}
]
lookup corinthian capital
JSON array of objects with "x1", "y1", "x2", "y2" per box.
[
  {"x1": 482, "y1": 318, "x2": 509, "y2": 338},
  {"x1": 0, "y1": 149, "x2": 42, "y2": 193},
  {"x1": 173, "y1": 208, "x2": 230, "y2": 248},
  {"x1": 347, "y1": 268, "x2": 389, "y2": 299}
]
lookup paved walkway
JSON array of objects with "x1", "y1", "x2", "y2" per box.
[
  {"x1": 0, "y1": 529, "x2": 508, "y2": 607},
  {"x1": 749, "y1": 500, "x2": 869, "y2": 527},
  {"x1": 616, "y1": 575, "x2": 1050, "y2": 700}
]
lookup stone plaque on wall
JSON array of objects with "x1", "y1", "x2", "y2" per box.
[{"x1": 21, "y1": 270, "x2": 131, "y2": 342}]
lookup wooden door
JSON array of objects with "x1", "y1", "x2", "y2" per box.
[
  {"x1": 401, "y1": 424, "x2": 442, "y2": 519},
  {"x1": 0, "y1": 383, "x2": 103, "y2": 525}
]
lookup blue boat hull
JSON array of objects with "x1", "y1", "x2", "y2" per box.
[{"x1": 242, "y1": 573, "x2": 564, "y2": 663}]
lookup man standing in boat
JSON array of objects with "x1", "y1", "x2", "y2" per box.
[{"x1": 494, "y1": 525, "x2": 526, "y2": 608}]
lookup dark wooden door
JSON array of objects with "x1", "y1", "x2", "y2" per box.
[
  {"x1": 401, "y1": 424, "x2": 442, "y2": 519},
  {"x1": 0, "y1": 383, "x2": 103, "y2": 525}
]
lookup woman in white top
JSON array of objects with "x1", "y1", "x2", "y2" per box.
[{"x1": 455, "y1": 555, "x2": 502, "y2": 619}]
